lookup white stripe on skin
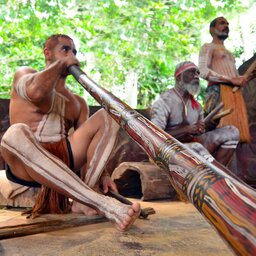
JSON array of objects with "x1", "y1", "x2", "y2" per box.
[{"x1": 1, "y1": 123, "x2": 138, "y2": 228}]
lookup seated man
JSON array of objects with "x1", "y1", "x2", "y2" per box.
[
  {"x1": 150, "y1": 61, "x2": 239, "y2": 166},
  {"x1": 0, "y1": 34, "x2": 140, "y2": 231}
]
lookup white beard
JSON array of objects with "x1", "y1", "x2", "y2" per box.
[
  {"x1": 176, "y1": 74, "x2": 200, "y2": 96},
  {"x1": 185, "y1": 82, "x2": 200, "y2": 96}
]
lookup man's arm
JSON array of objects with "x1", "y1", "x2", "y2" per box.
[
  {"x1": 198, "y1": 44, "x2": 247, "y2": 87},
  {"x1": 13, "y1": 57, "x2": 79, "y2": 106},
  {"x1": 150, "y1": 97, "x2": 169, "y2": 131},
  {"x1": 166, "y1": 122, "x2": 205, "y2": 142}
]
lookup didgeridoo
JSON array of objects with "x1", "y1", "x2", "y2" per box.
[{"x1": 69, "y1": 65, "x2": 256, "y2": 256}]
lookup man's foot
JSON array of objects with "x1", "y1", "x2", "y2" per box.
[
  {"x1": 111, "y1": 202, "x2": 140, "y2": 231},
  {"x1": 71, "y1": 201, "x2": 98, "y2": 216}
]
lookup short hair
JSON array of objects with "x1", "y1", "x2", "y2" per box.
[
  {"x1": 43, "y1": 34, "x2": 73, "y2": 50},
  {"x1": 210, "y1": 17, "x2": 219, "y2": 28},
  {"x1": 209, "y1": 16, "x2": 225, "y2": 34}
]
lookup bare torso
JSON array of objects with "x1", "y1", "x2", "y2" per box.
[
  {"x1": 10, "y1": 74, "x2": 87, "y2": 143},
  {"x1": 208, "y1": 43, "x2": 237, "y2": 77},
  {"x1": 199, "y1": 43, "x2": 238, "y2": 82}
]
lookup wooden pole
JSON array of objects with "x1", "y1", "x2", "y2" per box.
[{"x1": 69, "y1": 65, "x2": 256, "y2": 256}]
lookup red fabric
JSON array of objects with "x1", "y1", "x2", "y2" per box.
[
  {"x1": 189, "y1": 95, "x2": 200, "y2": 110},
  {"x1": 175, "y1": 63, "x2": 198, "y2": 77}
]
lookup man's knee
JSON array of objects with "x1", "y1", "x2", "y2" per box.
[
  {"x1": 219, "y1": 125, "x2": 240, "y2": 142},
  {"x1": 99, "y1": 109, "x2": 119, "y2": 133},
  {"x1": 224, "y1": 125, "x2": 240, "y2": 141},
  {"x1": 1, "y1": 123, "x2": 32, "y2": 148},
  {"x1": 186, "y1": 142, "x2": 214, "y2": 162}
]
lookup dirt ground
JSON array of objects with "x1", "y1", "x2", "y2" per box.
[{"x1": 0, "y1": 200, "x2": 234, "y2": 256}]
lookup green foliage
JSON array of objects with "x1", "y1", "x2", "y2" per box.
[{"x1": 0, "y1": 0, "x2": 253, "y2": 107}]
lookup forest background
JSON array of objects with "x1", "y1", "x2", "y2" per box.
[{"x1": 0, "y1": 0, "x2": 255, "y2": 108}]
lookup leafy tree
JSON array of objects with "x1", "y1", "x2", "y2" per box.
[{"x1": 0, "y1": 0, "x2": 254, "y2": 108}]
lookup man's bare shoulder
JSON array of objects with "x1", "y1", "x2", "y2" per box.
[
  {"x1": 13, "y1": 66, "x2": 37, "y2": 84},
  {"x1": 201, "y1": 42, "x2": 215, "y2": 50},
  {"x1": 15, "y1": 66, "x2": 37, "y2": 76}
]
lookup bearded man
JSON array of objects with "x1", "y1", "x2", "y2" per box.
[
  {"x1": 198, "y1": 16, "x2": 250, "y2": 143},
  {"x1": 150, "y1": 61, "x2": 239, "y2": 166}
]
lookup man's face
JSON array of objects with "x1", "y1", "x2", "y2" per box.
[
  {"x1": 48, "y1": 37, "x2": 77, "y2": 63},
  {"x1": 180, "y1": 68, "x2": 200, "y2": 96},
  {"x1": 213, "y1": 17, "x2": 229, "y2": 40}
]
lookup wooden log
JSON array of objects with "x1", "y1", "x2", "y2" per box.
[
  {"x1": 69, "y1": 65, "x2": 256, "y2": 256},
  {"x1": 111, "y1": 162, "x2": 176, "y2": 201},
  {"x1": 0, "y1": 212, "x2": 106, "y2": 240}
]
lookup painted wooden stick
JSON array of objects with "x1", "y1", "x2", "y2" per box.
[{"x1": 69, "y1": 65, "x2": 256, "y2": 256}]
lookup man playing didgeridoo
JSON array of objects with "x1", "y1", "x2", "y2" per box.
[
  {"x1": 0, "y1": 34, "x2": 140, "y2": 231},
  {"x1": 151, "y1": 61, "x2": 240, "y2": 166},
  {"x1": 198, "y1": 16, "x2": 250, "y2": 143}
]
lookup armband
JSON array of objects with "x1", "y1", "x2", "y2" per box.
[{"x1": 15, "y1": 74, "x2": 33, "y2": 101}]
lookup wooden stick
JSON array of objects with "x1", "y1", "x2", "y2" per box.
[
  {"x1": 0, "y1": 214, "x2": 106, "y2": 240},
  {"x1": 203, "y1": 102, "x2": 224, "y2": 124},
  {"x1": 212, "y1": 108, "x2": 233, "y2": 121},
  {"x1": 233, "y1": 59, "x2": 256, "y2": 92},
  {"x1": 106, "y1": 190, "x2": 156, "y2": 219}
]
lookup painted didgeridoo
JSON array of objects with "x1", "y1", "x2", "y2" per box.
[{"x1": 69, "y1": 65, "x2": 256, "y2": 256}]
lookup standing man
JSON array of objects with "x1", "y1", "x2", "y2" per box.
[
  {"x1": 150, "y1": 61, "x2": 239, "y2": 166},
  {"x1": 0, "y1": 34, "x2": 140, "y2": 231},
  {"x1": 198, "y1": 16, "x2": 250, "y2": 143}
]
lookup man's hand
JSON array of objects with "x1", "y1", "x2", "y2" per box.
[
  {"x1": 187, "y1": 121, "x2": 205, "y2": 135},
  {"x1": 230, "y1": 76, "x2": 247, "y2": 87},
  {"x1": 60, "y1": 55, "x2": 80, "y2": 77},
  {"x1": 100, "y1": 175, "x2": 118, "y2": 194}
]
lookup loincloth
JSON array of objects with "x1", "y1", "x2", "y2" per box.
[{"x1": 6, "y1": 138, "x2": 74, "y2": 187}]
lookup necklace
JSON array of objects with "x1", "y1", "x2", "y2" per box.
[{"x1": 173, "y1": 88, "x2": 188, "y2": 117}]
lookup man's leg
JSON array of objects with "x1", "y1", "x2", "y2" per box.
[
  {"x1": 196, "y1": 126, "x2": 239, "y2": 166},
  {"x1": 1, "y1": 123, "x2": 140, "y2": 231},
  {"x1": 69, "y1": 109, "x2": 120, "y2": 213},
  {"x1": 82, "y1": 109, "x2": 119, "y2": 187}
]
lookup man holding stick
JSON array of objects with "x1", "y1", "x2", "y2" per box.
[
  {"x1": 150, "y1": 61, "x2": 239, "y2": 166},
  {"x1": 198, "y1": 16, "x2": 251, "y2": 143},
  {"x1": 0, "y1": 34, "x2": 140, "y2": 231}
]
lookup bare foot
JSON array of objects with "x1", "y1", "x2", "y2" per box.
[
  {"x1": 71, "y1": 201, "x2": 98, "y2": 216},
  {"x1": 115, "y1": 202, "x2": 141, "y2": 232},
  {"x1": 101, "y1": 199, "x2": 141, "y2": 232}
]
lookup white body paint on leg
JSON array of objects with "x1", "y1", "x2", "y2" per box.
[
  {"x1": 84, "y1": 110, "x2": 119, "y2": 187},
  {"x1": 1, "y1": 123, "x2": 139, "y2": 228}
]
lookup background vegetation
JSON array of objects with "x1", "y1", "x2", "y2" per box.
[{"x1": 0, "y1": 0, "x2": 255, "y2": 108}]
